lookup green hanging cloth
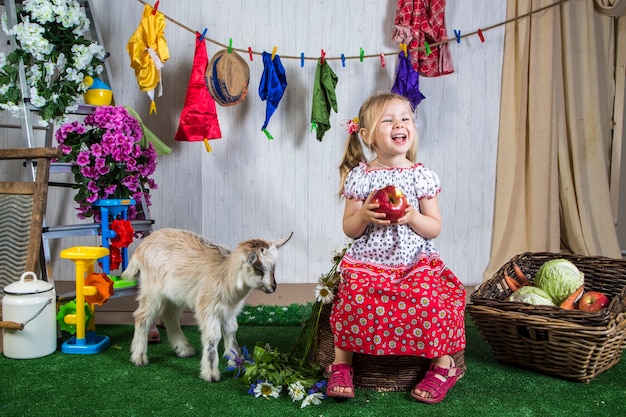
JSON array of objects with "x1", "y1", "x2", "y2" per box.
[{"x1": 311, "y1": 58, "x2": 338, "y2": 141}]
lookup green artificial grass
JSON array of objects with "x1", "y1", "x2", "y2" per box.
[
  {"x1": 2, "y1": 308, "x2": 626, "y2": 417},
  {"x1": 237, "y1": 303, "x2": 314, "y2": 326}
]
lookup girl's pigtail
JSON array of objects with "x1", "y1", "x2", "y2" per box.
[{"x1": 338, "y1": 131, "x2": 366, "y2": 197}]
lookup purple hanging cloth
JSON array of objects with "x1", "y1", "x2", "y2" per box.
[{"x1": 391, "y1": 51, "x2": 426, "y2": 108}]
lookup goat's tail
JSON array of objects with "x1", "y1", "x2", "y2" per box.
[{"x1": 121, "y1": 254, "x2": 141, "y2": 282}]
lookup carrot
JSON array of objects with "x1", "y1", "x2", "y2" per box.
[
  {"x1": 560, "y1": 285, "x2": 584, "y2": 310},
  {"x1": 513, "y1": 262, "x2": 531, "y2": 285},
  {"x1": 504, "y1": 272, "x2": 520, "y2": 292}
]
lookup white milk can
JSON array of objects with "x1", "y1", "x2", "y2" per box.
[{"x1": 2, "y1": 272, "x2": 57, "y2": 359}]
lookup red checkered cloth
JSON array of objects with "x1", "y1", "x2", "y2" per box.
[{"x1": 392, "y1": 0, "x2": 454, "y2": 77}]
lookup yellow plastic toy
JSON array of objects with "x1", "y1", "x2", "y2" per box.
[
  {"x1": 83, "y1": 76, "x2": 113, "y2": 106},
  {"x1": 59, "y1": 246, "x2": 111, "y2": 354}
]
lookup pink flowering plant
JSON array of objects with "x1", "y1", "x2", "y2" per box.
[{"x1": 55, "y1": 105, "x2": 158, "y2": 221}]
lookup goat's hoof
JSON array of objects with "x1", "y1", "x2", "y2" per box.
[
  {"x1": 175, "y1": 347, "x2": 196, "y2": 358},
  {"x1": 200, "y1": 372, "x2": 220, "y2": 383},
  {"x1": 130, "y1": 354, "x2": 149, "y2": 367}
]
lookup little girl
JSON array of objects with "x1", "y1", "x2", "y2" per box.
[{"x1": 326, "y1": 92, "x2": 466, "y2": 404}]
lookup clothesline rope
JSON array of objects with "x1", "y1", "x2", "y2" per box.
[{"x1": 134, "y1": 0, "x2": 571, "y2": 62}]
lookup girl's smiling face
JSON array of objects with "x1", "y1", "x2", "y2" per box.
[{"x1": 368, "y1": 99, "x2": 416, "y2": 159}]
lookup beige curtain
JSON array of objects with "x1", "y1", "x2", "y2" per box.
[
  {"x1": 484, "y1": 0, "x2": 622, "y2": 280},
  {"x1": 595, "y1": 0, "x2": 626, "y2": 16}
]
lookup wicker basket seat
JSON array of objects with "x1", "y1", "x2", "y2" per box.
[{"x1": 314, "y1": 303, "x2": 466, "y2": 392}]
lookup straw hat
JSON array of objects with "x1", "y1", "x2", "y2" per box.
[{"x1": 206, "y1": 49, "x2": 250, "y2": 106}]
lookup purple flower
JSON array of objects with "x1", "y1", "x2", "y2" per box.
[
  {"x1": 80, "y1": 166, "x2": 99, "y2": 179},
  {"x1": 55, "y1": 121, "x2": 86, "y2": 144},
  {"x1": 125, "y1": 158, "x2": 138, "y2": 171},
  {"x1": 90, "y1": 143, "x2": 103, "y2": 158},
  {"x1": 225, "y1": 346, "x2": 254, "y2": 379},
  {"x1": 87, "y1": 181, "x2": 99, "y2": 194},
  {"x1": 104, "y1": 184, "x2": 117, "y2": 196},
  {"x1": 122, "y1": 174, "x2": 140, "y2": 192},
  {"x1": 248, "y1": 382, "x2": 258, "y2": 396},
  {"x1": 76, "y1": 151, "x2": 91, "y2": 166}
]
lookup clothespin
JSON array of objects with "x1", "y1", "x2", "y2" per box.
[
  {"x1": 301, "y1": 52, "x2": 305, "y2": 68},
  {"x1": 320, "y1": 49, "x2": 326, "y2": 65},
  {"x1": 271, "y1": 46, "x2": 278, "y2": 60},
  {"x1": 149, "y1": 101, "x2": 157, "y2": 115},
  {"x1": 424, "y1": 41, "x2": 432, "y2": 56},
  {"x1": 248, "y1": 46, "x2": 253, "y2": 61},
  {"x1": 359, "y1": 47, "x2": 364, "y2": 62},
  {"x1": 228, "y1": 38, "x2": 233, "y2": 53},
  {"x1": 341, "y1": 53, "x2": 346, "y2": 67},
  {"x1": 152, "y1": 0, "x2": 160, "y2": 15},
  {"x1": 262, "y1": 128, "x2": 274, "y2": 140},
  {"x1": 477, "y1": 29, "x2": 485, "y2": 43},
  {"x1": 454, "y1": 29, "x2": 461, "y2": 43},
  {"x1": 400, "y1": 43, "x2": 408, "y2": 57},
  {"x1": 380, "y1": 53, "x2": 385, "y2": 67},
  {"x1": 198, "y1": 28, "x2": 207, "y2": 42},
  {"x1": 203, "y1": 138, "x2": 212, "y2": 153}
]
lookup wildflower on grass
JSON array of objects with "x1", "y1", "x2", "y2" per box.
[
  {"x1": 315, "y1": 284, "x2": 335, "y2": 304},
  {"x1": 253, "y1": 380, "x2": 282, "y2": 399},
  {"x1": 225, "y1": 346, "x2": 253, "y2": 379},
  {"x1": 311, "y1": 380, "x2": 327, "y2": 393},
  {"x1": 300, "y1": 392, "x2": 324, "y2": 409},
  {"x1": 288, "y1": 381, "x2": 306, "y2": 402}
]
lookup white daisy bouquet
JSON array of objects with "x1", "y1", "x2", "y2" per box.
[
  {"x1": 229, "y1": 342, "x2": 326, "y2": 409},
  {"x1": 0, "y1": 0, "x2": 106, "y2": 126}
]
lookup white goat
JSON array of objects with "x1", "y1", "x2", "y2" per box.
[{"x1": 121, "y1": 228, "x2": 292, "y2": 382}]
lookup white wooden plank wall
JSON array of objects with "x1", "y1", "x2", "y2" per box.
[{"x1": 0, "y1": 0, "x2": 506, "y2": 286}]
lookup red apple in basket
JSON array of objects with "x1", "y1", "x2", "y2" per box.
[
  {"x1": 371, "y1": 185, "x2": 408, "y2": 222},
  {"x1": 578, "y1": 291, "x2": 610, "y2": 312}
]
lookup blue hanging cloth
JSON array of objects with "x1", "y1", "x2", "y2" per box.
[
  {"x1": 391, "y1": 51, "x2": 426, "y2": 108},
  {"x1": 258, "y1": 52, "x2": 287, "y2": 138}
]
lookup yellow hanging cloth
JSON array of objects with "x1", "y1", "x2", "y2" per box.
[{"x1": 126, "y1": 4, "x2": 170, "y2": 114}]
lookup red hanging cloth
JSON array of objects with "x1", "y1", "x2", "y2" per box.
[
  {"x1": 174, "y1": 33, "x2": 222, "y2": 142},
  {"x1": 392, "y1": 0, "x2": 454, "y2": 77}
]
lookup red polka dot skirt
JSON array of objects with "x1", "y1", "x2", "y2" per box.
[{"x1": 329, "y1": 253, "x2": 466, "y2": 358}]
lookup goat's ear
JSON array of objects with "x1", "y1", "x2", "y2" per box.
[
  {"x1": 273, "y1": 231, "x2": 293, "y2": 248},
  {"x1": 247, "y1": 252, "x2": 258, "y2": 264}
]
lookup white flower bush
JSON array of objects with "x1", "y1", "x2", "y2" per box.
[{"x1": 0, "y1": 0, "x2": 105, "y2": 126}]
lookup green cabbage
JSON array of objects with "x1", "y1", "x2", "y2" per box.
[
  {"x1": 508, "y1": 285, "x2": 557, "y2": 306},
  {"x1": 534, "y1": 259, "x2": 584, "y2": 305}
]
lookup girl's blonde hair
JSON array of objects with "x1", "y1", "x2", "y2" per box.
[{"x1": 338, "y1": 93, "x2": 417, "y2": 197}]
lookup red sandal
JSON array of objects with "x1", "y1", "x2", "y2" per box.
[
  {"x1": 411, "y1": 360, "x2": 460, "y2": 404},
  {"x1": 325, "y1": 363, "x2": 355, "y2": 399}
]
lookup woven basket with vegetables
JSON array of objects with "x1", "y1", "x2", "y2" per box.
[{"x1": 469, "y1": 252, "x2": 626, "y2": 383}]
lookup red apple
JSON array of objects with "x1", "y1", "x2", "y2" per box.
[
  {"x1": 371, "y1": 185, "x2": 408, "y2": 222},
  {"x1": 578, "y1": 291, "x2": 610, "y2": 312}
]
